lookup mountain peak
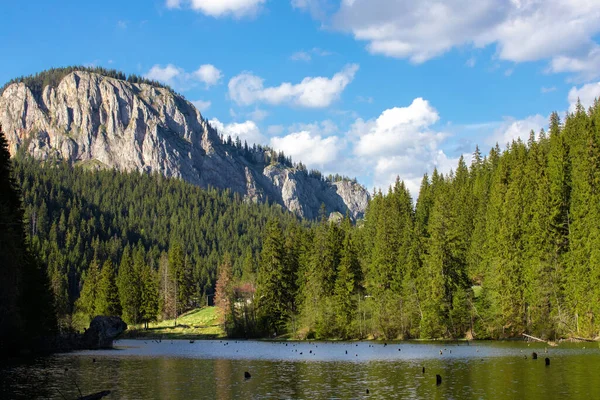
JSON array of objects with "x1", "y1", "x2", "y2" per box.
[{"x1": 0, "y1": 68, "x2": 369, "y2": 219}]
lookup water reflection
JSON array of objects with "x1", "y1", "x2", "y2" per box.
[{"x1": 1, "y1": 340, "x2": 599, "y2": 399}]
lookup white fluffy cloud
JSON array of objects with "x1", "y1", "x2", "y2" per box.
[
  {"x1": 270, "y1": 131, "x2": 341, "y2": 167},
  {"x1": 486, "y1": 115, "x2": 547, "y2": 146},
  {"x1": 208, "y1": 118, "x2": 266, "y2": 145},
  {"x1": 191, "y1": 100, "x2": 211, "y2": 112},
  {"x1": 166, "y1": 0, "x2": 265, "y2": 18},
  {"x1": 349, "y1": 98, "x2": 456, "y2": 195},
  {"x1": 568, "y1": 82, "x2": 600, "y2": 112},
  {"x1": 144, "y1": 64, "x2": 223, "y2": 90},
  {"x1": 354, "y1": 98, "x2": 444, "y2": 157},
  {"x1": 331, "y1": 0, "x2": 600, "y2": 77},
  {"x1": 146, "y1": 64, "x2": 182, "y2": 83},
  {"x1": 193, "y1": 64, "x2": 223, "y2": 87},
  {"x1": 373, "y1": 151, "x2": 459, "y2": 197},
  {"x1": 228, "y1": 64, "x2": 359, "y2": 108}
]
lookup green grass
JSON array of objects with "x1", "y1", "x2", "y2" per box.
[
  {"x1": 122, "y1": 307, "x2": 226, "y2": 339},
  {"x1": 472, "y1": 285, "x2": 483, "y2": 298}
]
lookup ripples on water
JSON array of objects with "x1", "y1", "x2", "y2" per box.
[{"x1": 1, "y1": 340, "x2": 599, "y2": 399}]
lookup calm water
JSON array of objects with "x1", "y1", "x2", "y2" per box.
[{"x1": 2, "y1": 340, "x2": 599, "y2": 399}]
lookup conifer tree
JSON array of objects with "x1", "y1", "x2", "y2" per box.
[
  {"x1": 140, "y1": 262, "x2": 159, "y2": 329},
  {"x1": 333, "y1": 216, "x2": 361, "y2": 338},
  {"x1": 117, "y1": 245, "x2": 142, "y2": 324},
  {"x1": 256, "y1": 218, "x2": 288, "y2": 335},
  {"x1": 76, "y1": 258, "x2": 101, "y2": 321},
  {"x1": 97, "y1": 260, "x2": 122, "y2": 317}
]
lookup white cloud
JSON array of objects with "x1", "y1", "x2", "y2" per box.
[
  {"x1": 290, "y1": 47, "x2": 333, "y2": 62},
  {"x1": 193, "y1": 64, "x2": 223, "y2": 87},
  {"x1": 331, "y1": 0, "x2": 600, "y2": 78},
  {"x1": 146, "y1": 64, "x2": 182, "y2": 83},
  {"x1": 117, "y1": 20, "x2": 128, "y2": 29},
  {"x1": 291, "y1": 0, "x2": 331, "y2": 19},
  {"x1": 270, "y1": 131, "x2": 341, "y2": 167},
  {"x1": 144, "y1": 63, "x2": 223, "y2": 91},
  {"x1": 348, "y1": 98, "x2": 456, "y2": 196},
  {"x1": 568, "y1": 82, "x2": 600, "y2": 112},
  {"x1": 541, "y1": 86, "x2": 556, "y2": 93},
  {"x1": 228, "y1": 64, "x2": 359, "y2": 108},
  {"x1": 191, "y1": 100, "x2": 211, "y2": 112},
  {"x1": 373, "y1": 151, "x2": 458, "y2": 196},
  {"x1": 208, "y1": 118, "x2": 266, "y2": 145},
  {"x1": 248, "y1": 108, "x2": 269, "y2": 121},
  {"x1": 290, "y1": 51, "x2": 312, "y2": 62},
  {"x1": 486, "y1": 114, "x2": 547, "y2": 146},
  {"x1": 354, "y1": 98, "x2": 443, "y2": 157},
  {"x1": 166, "y1": 0, "x2": 265, "y2": 18},
  {"x1": 466, "y1": 57, "x2": 476, "y2": 67},
  {"x1": 550, "y1": 46, "x2": 600, "y2": 81}
]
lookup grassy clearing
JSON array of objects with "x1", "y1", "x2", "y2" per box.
[{"x1": 122, "y1": 307, "x2": 225, "y2": 339}]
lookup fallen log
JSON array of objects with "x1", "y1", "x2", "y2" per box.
[
  {"x1": 573, "y1": 336, "x2": 597, "y2": 343},
  {"x1": 522, "y1": 333, "x2": 558, "y2": 346}
]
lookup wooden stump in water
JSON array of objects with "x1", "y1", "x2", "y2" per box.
[
  {"x1": 532, "y1": 352, "x2": 537, "y2": 360},
  {"x1": 545, "y1": 358, "x2": 550, "y2": 366},
  {"x1": 436, "y1": 374, "x2": 442, "y2": 385}
]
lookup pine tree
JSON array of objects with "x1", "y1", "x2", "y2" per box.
[
  {"x1": 140, "y1": 262, "x2": 159, "y2": 329},
  {"x1": 96, "y1": 260, "x2": 122, "y2": 317},
  {"x1": 117, "y1": 245, "x2": 142, "y2": 324},
  {"x1": 256, "y1": 218, "x2": 288, "y2": 335},
  {"x1": 333, "y1": 216, "x2": 361, "y2": 338},
  {"x1": 76, "y1": 258, "x2": 101, "y2": 321}
]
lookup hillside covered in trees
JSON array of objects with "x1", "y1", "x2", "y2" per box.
[
  {"x1": 12, "y1": 154, "x2": 303, "y2": 330},
  {"x1": 216, "y1": 102, "x2": 600, "y2": 341},
  {"x1": 5, "y1": 100, "x2": 600, "y2": 342}
]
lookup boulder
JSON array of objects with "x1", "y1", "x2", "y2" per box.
[{"x1": 81, "y1": 316, "x2": 127, "y2": 349}]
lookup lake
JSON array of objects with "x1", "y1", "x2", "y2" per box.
[{"x1": 1, "y1": 340, "x2": 599, "y2": 399}]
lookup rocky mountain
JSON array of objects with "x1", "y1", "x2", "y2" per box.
[{"x1": 0, "y1": 69, "x2": 369, "y2": 219}]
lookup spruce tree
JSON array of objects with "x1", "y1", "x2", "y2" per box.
[
  {"x1": 333, "y1": 217, "x2": 361, "y2": 338},
  {"x1": 256, "y1": 218, "x2": 288, "y2": 335},
  {"x1": 140, "y1": 262, "x2": 159, "y2": 329},
  {"x1": 97, "y1": 260, "x2": 122, "y2": 317},
  {"x1": 117, "y1": 245, "x2": 141, "y2": 324},
  {"x1": 76, "y1": 258, "x2": 101, "y2": 321}
]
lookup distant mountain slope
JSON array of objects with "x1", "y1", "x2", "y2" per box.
[{"x1": 0, "y1": 68, "x2": 369, "y2": 219}]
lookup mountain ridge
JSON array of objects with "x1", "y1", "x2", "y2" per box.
[{"x1": 0, "y1": 68, "x2": 369, "y2": 219}]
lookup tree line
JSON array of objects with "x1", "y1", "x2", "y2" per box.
[
  {"x1": 217, "y1": 101, "x2": 600, "y2": 340},
  {"x1": 11, "y1": 155, "x2": 302, "y2": 329},
  {"x1": 5, "y1": 99, "x2": 600, "y2": 341}
]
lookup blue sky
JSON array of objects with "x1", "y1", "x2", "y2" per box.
[{"x1": 2, "y1": 0, "x2": 600, "y2": 195}]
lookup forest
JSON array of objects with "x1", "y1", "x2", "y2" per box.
[{"x1": 2, "y1": 99, "x2": 600, "y2": 344}]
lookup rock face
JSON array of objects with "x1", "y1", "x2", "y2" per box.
[
  {"x1": 82, "y1": 316, "x2": 127, "y2": 349},
  {"x1": 0, "y1": 71, "x2": 369, "y2": 219}
]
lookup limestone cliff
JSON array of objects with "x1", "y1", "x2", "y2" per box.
[{"x1": 0, "y1": 70, "x2": 369, "y2": 219}]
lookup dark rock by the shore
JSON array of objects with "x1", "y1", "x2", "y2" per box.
[
  {"x1": 52, "y1": 316, "x2": 127, "y2": 353},
  {"x1": 81, "y1": 316, "x2": 127, "y2": 349}
]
